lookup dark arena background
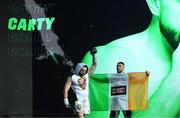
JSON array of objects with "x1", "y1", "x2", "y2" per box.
[{"x1": 0, "y1": 0, "x2": 151, "y2": 117}]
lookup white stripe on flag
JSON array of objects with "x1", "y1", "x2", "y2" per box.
[{"x1": 108, "y1": 73, "x2": 129, "y2": 110}]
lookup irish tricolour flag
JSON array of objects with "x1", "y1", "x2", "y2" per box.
[{"x1": 89, "y1": 72, "x2": 148, "y2": 111}]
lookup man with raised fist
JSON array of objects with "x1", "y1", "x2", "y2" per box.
[{"x1": 63, "y1": 47, "x2": 97, "y2": 118}]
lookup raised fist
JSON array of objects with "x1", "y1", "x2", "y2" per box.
[{"x1": 90, "y1": 47, "x2": 97, "y2": 55}]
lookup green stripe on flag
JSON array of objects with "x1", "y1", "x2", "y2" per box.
[{"x1": 90, "y1": 74, "x2": 109, "y2": 111}]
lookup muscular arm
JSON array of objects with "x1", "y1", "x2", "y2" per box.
[
  {"x1": 88, "y1": 54, "x2": 97, "y2": 77},
  {"x1": 63, "y1": 76, "x2": 72, "y2": 98}
]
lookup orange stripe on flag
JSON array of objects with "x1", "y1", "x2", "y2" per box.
[{"x1": 128, "y1": 72, "x2": 148, "y2": 110}]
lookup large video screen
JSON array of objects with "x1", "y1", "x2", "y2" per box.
[{"x1": 1, "y1": 0, "x2": 179, "y2": 117}]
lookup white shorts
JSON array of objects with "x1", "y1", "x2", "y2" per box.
[{"x1": 75, "y1": 100, "x2": 90, "y2": 114}]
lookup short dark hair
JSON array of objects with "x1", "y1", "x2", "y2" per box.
[{"x1": 117, "y1": 61, "x2": 125, "y2": 66}]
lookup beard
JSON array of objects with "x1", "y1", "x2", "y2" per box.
[
  {"x1": 79, "y1": 73, "x2": 85, "y2": 77},
  {"x1": 117, "y1": 70, "x2": 123, "y2": 73},
  {"x1": 79, "y1": 71, "x2": 87, "y2": 77},
  {"x1": 159, "y1": 20, "x2": 180, "y2": 49}
]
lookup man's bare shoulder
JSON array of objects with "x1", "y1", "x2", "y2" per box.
[
  {"x1": 82, "y1": 31, "x2": 148, "y2": 64},
  {"x1": 108, "y1": 31, "x2": 148, "y2": 48}
]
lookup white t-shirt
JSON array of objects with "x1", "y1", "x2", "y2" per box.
[{"x1": 71, "y1": 73, "x2": 89, "y2": 101}]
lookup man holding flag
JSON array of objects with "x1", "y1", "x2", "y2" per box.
[
  {"x1": 110, "y1": 62, "x2": 150, "y2": 118},
  {"x1": 110, "y1": 62, "x2": 132, "y2": 118}
]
